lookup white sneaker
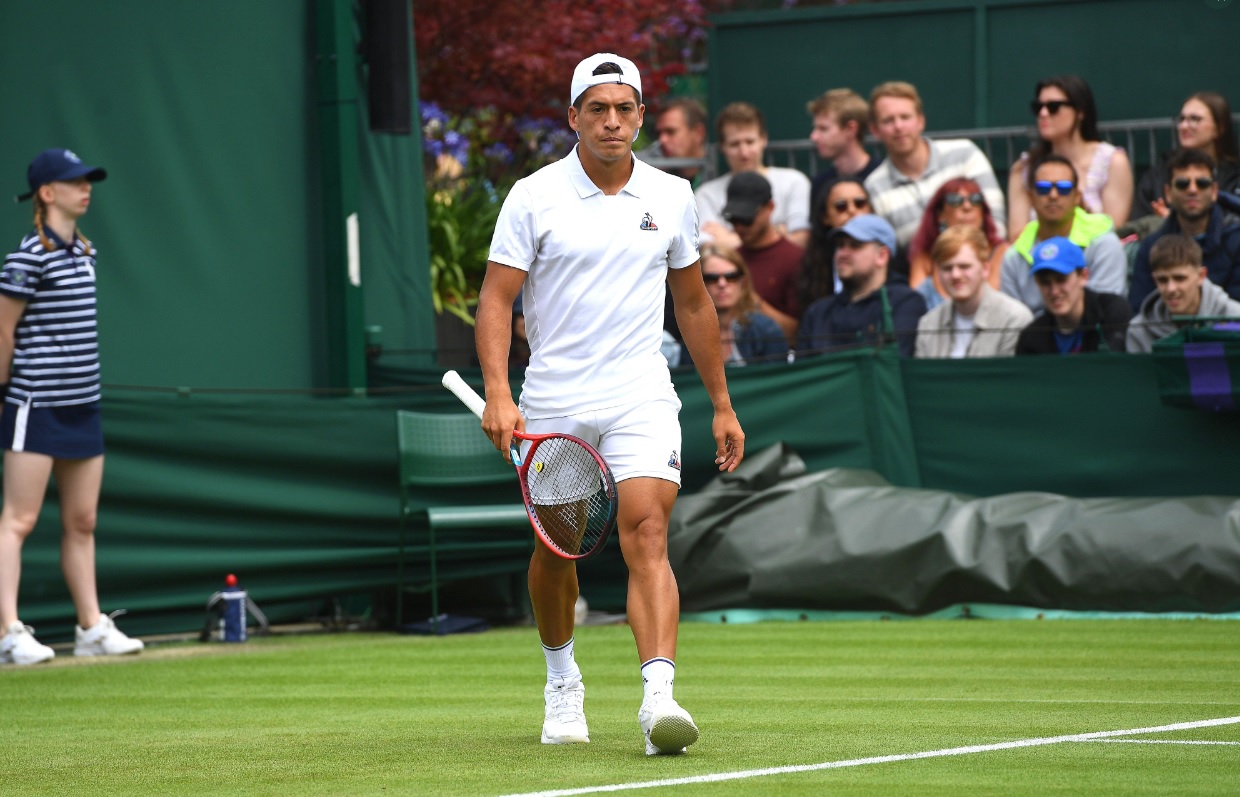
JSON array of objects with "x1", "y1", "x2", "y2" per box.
[
  {"x1": 0, "y1": 622, "x2": 55, "y2": 665},
  {"x1": 541, "y1": 676, "x2": 589, "y2": 744},
  {"x1": 74, "y1": 611, "x2": 144, "y2": 657},
  {"x1": 639, "y1": 695, "x2": 699, "y2": 755}
]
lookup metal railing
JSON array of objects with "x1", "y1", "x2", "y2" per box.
[{"x1": 640, "y1": 114, "x2": 1240, "y2": 183}]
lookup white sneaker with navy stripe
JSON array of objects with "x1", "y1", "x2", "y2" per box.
[
  {"x1": 542, "y1": 676, "x2": 589, "y2": 744},
  {"x1": 639, "y1": 694, "x2": 699, "y2": 755}
]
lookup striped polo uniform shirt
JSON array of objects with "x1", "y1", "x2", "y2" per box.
[
  {"x1": 864, "y1": 137, "x2": 1007, "y2": 251},
  {"x1": 0, "y1": 228, "x2": 101, "y2": 408}
]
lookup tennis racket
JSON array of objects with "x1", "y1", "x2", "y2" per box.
[{"x1": 441, "y1": 370, "x2": 618, "y2": 560}]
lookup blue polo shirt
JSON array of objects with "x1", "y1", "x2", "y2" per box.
[{"x1": 0, "y1": 227, "x2": 101, "y2": 407}]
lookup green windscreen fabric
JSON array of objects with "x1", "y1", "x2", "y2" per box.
[
  {"x1": 358, "y1": 31, "x2": 437, "y2": 368},
  {"x1": 903, "y1": 353, "x2": 1240, "y2": 497},
  {"x1": 709, "y1": 0, "x2": 1235, "y2": 140},
  {"x1": 0, "y1": 1, "x2": 434, "y2": 388},
  {"x1": 13, "y1": 351, "x2": 1240, "y2": 640},
  {"x1": 1151, "y1": 326, "x2": 1240, "y2": 413},
  {"x1": 0, "y1": 1, "x2": 319, "y2": 388}
]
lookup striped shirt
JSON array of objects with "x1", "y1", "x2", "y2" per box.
[
  {"x1": 864, "y1": 137, "x2": 1007, "y2": 251},
  {"x1": 0, "y1": 228, "x2": 101, "y2": 408}
]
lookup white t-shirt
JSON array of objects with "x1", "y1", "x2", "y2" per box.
[
  {"x1": 950, "y1": 311, "x2": 976, "y2": 359},
  {"x1": 694, "y1": 166, "x2": 812, "y2": 241},
  {"x1": 489, "y1": 146, "x2": 700, "y2": 418}
]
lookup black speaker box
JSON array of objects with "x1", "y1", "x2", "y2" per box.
[{"x1": 364, "y1": 0, "x2": 412, "y2": 134}]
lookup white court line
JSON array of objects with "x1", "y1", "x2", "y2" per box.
[
  {"x1": 496, "y1": 716, "x2": 1240, "y2": 797},
  {"x1": 1083, "y1": 739, "x2": 1240, "y2": 746}
]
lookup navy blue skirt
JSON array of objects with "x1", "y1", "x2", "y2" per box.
[{"x1": 0, "y1": 400, "x2": 104, "y2": 458}]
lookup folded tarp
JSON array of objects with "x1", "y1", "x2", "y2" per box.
[{"x1": 668, "y1": 444, "x2": 1240, "y2": 614}]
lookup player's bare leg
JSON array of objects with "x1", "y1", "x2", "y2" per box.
[
  {"x1": 529, "y1": 538, "x2": 588, "y2": 743},
  {"x1": 528, "y1": 542, "x2": 578, "y2": 648},
  {"x1": 616, "y1": 476, "x2": 698, "y2": 755},
  {"x1": 616, "y1": 477, "x2": 679, "y2": 662}
]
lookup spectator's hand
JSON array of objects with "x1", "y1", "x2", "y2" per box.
[{"x1": 1151, "y1": 198, "x2": 1170, "y2": 218}]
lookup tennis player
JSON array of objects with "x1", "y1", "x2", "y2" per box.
[
  {"x1": 0, "y1": 149, "x2": 144, "y2": 665},
  {"x1": 475, "y1": 53, "x2": 744, "y2": 755}
]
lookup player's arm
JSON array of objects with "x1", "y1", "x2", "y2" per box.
[
  {"x1": 667, "y1": 262, "x2": 745, "y2": 472},
  {"x1": 0, "y1": 294, "x2": 26, "y2": 382},
  {"x1": 475, "y1": 261, "x2": 527, "y2": 460}
]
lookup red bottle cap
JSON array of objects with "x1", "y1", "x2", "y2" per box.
[{"x1": 225, "y1": 574, "x2": 238, "y2": 587}]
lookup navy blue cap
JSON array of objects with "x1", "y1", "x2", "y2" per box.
[
  {"x1": 16, "y1": 149, "x2": 107, "y2": 202},
  {"x1": 1029, "y1": 236, "x2": 1086, "y2": 275},
  {"x1": 831, "y1": 214, "x2": 897, "y2": 254}
]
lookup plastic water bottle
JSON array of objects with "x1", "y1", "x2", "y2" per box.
[{"x1": 221, "y1": 574, "x2": 247, "y2": 643}]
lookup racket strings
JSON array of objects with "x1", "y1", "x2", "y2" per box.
[{"x1": 527, "y1": 438, "x2": 614, "y2": 556}]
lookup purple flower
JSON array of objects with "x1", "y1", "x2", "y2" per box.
[
  {"x1": 443, "y1": 129, "x2": 470, "y2": 162},
  {"x1": 484, "y1": 142, "x2": 513, "y2": 164}
]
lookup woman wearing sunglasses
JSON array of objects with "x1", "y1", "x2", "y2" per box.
[
  {"x1": 687, "y1": 244, "x2": 789, "y2": 368},
  {"x1": 799, "y1": 178, "x2": 872, "y2": 308},
  {"x1": 1133, "y1": 91, "x2": 1240, "y2": 222},
  {"x1": 907, "y1": 178, "x2": 1009, "y2": 310},
  {"x1": 1006, "y1": 75, "x2": 1133, "y2": 240}
]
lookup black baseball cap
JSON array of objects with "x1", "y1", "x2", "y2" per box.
[{"x1": 722, "y1": 171, "x2": 772, "y2": 224}]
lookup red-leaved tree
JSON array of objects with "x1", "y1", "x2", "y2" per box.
[{"x1": 413, "y1": 0, "x2": 726, "y2": 121}]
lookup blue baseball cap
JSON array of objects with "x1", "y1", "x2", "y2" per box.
[
  {"x1": 831, "y1": 214, "x2": 897, "y2": 254},
  {"x1": 1029, "y1": 236, "x2": 1086, "y2": 275},
  {"x1": 15, "y1": 149, "x2": 107, "y2": 202}
]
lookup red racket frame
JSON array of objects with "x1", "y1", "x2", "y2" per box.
[{"x1": 442, "y1": 370, "x2": 618, "y2": 560}]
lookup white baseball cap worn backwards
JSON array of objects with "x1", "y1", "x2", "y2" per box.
[{"x1": 570, "y1": 53, "x2": 642, "y2": 107}]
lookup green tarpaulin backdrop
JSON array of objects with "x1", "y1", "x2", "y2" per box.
[{"x1": 17, "y1": 350, "x2": 1240, "y2": 641}]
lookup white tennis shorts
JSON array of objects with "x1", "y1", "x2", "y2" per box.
[{"x1": 522, "y1": 392, "x2": 683, "y2": 486}]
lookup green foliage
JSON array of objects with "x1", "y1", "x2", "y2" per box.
[
  {"x1": 421, "y1": 104, "x2": 577, "y2": 325},
  {"x1": 425, "y1": 181, "x2": 499, "y2": 325}
]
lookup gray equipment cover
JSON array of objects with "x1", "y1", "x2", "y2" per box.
[{"x1": 667, "y1": 444, "x2": 1240, "y2": 614}]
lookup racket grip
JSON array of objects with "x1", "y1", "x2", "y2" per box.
[{"x1": 441, "y1": 370, "x2": 487, "y2": 419}]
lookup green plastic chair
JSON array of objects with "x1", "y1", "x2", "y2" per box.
[{"x1": 395, "y1": 410, "x2": 531, "y2": 632}]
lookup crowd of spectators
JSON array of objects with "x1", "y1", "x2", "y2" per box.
[{"x1": 646, "y1": 77, "x2": 1240, "y2": 365}]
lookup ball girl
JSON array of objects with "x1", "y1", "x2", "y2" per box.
[{"x1": 0, "y1": 149, "x2": 143, "y2": 664}]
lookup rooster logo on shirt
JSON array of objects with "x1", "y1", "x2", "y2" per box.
[{"x1": 640, "y1": 212, "x2": 658, "y2": 231}]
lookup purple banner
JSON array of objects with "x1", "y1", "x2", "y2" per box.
[{"x1": 1184, "y1": 342, "x2": 1236, "y2": 412}]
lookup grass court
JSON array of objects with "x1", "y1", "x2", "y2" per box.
[{"x1": 3, "y1": 619, "x2": 1237, "y2": 796}]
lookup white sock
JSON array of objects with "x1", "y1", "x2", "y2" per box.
[
  {"x1": 543, "y1": 638, "x2": 581, "y2": 683},
  {"x1": 641, "y1": 657, "x2": 675, "y2": 702}
]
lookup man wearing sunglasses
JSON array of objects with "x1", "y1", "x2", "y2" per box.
[
  {"x1": 1127, "y1": 149, "x2": 1240, "y2": 311},
  {"x1": 999, "y1": 154, "x2": 1127, "y2": 314}
]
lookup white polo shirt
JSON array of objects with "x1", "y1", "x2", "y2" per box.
[{"x1": 490, "y1": 145, "x2": 700, "y2": 418}]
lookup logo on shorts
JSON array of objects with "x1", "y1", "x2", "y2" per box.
[
  {"x1": 667, "y1": 450, "x2": 681, "y2": 470},
  {"x1": 640, "y1": 212, "x2": 658, "y2": 231}
]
